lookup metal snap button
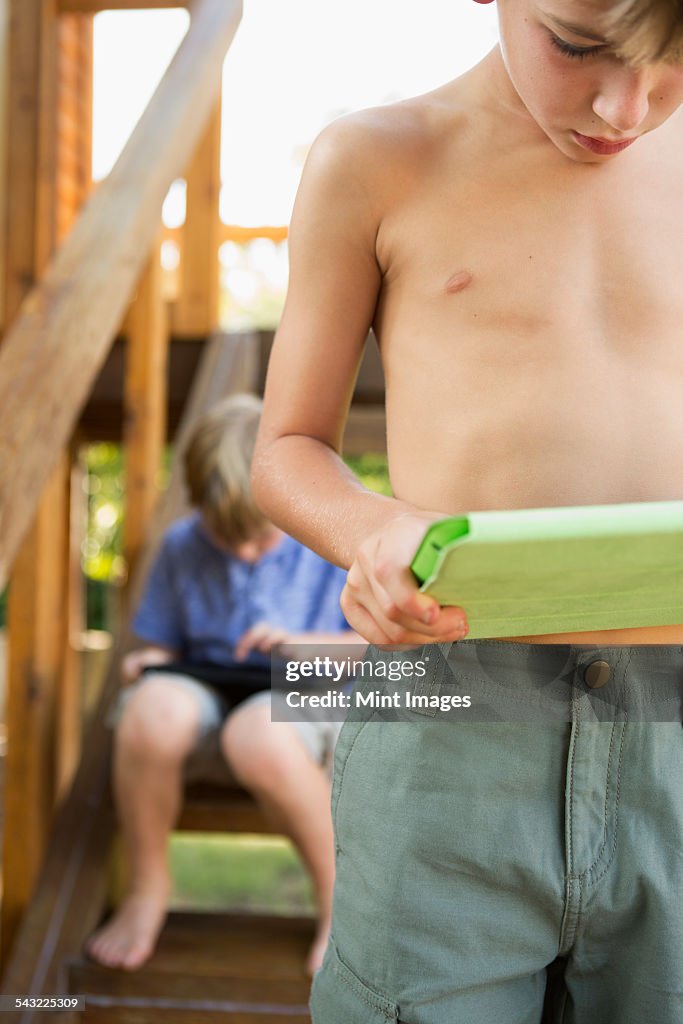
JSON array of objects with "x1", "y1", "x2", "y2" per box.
[{"x1": 584, "y1": 660, "x2": 611, "y2": 689}]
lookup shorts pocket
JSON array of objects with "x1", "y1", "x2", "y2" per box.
[
  {"x1": 310, "y1": 939, "x2": 399, "y2": 1023},
  {"x1": 330, "y1": 715, "x2": 373, "y2": 826}
]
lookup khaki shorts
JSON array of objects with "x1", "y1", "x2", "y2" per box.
[
  {"x1": 311, "y1": 640, "x2": 683, "y2": 1024},
  {"x1": 110, "y1": 674, "x2": 342, "y2": 784}
]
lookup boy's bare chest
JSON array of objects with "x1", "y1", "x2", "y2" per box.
[{"x1": 376, "y1": 170, "x2": 683, "y2": 370}]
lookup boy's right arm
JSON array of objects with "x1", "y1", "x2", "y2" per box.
[{"x1": 252, "y1": 115, "x2": 468, "y2": 646}]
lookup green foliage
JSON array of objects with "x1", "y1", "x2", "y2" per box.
[
  {"x1": 169, "y1": 834, "x2": 314, "y2": 914},
  {"x1": 85, "y1": 444, "x2": 125, "y2": 583},
  {"x1": 344, "y1": 453, "x2": 392, "y2": 496}
]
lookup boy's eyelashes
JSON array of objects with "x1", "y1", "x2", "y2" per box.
[{"x1": 549, "y1": 32, "x2": 605, "y2": 60}]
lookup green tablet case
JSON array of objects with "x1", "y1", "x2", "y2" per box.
[{"x1": 410, "y1": 500, "x2": 683, "y2": 638}]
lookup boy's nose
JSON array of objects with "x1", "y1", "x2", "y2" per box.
[{"x1": 592, "y1": 65, "x2": 653, "y2": 134}]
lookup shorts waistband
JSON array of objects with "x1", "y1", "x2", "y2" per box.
[{"x1": 365, "y1": 641, "x2": 683, "y2": 723}]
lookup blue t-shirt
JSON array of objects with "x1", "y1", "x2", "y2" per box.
[{"x1": 132, "y1": 514, "x2": 350, "y2": 668}]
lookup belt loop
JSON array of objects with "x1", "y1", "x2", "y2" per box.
[{"x1": 408, "y1": 644, "x2": 444, "y2": 717}]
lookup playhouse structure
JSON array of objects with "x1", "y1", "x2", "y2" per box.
[{"x1": 0, "y1": 1, "x2": 386, "y2": 1019}]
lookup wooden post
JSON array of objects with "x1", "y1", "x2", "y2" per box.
[
  {"x1": 123, "y1": 242, "x2": 169, "y2": 596},
  {"x1": 0, "y1": 0, "x2": 9, "y2": 333},
  {"x1": 52, "y1": 11, "x2": 94, "y2": 797},
  {"x1": 56, "y1": 12, "x2": 93, "y2": 244},
  {"x1": 3, "y1": 0, "x2": 59, "y2": 318},
  {"x1": 0, "y1": 0, "x2": 64, "y2": 966},
  {"x1": 3, "y1": 460, "x2": 70, "y2": 963},
  {"x1": 173, "y1": 93, "x2": 222, "y2": 337},
  {"x1": 55, "y1": 438, "x2": 87, "y2": 799}
]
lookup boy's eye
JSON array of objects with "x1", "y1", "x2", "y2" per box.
[{"x1": 549, "y1": 33, "x2": 605, "y2": 60}]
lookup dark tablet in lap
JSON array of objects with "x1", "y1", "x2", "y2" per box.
[{"x1": 141, "y1": 661, "x2": 273, "y2": 709}]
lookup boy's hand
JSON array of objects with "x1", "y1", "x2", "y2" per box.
[
  {"x1": 234, "y1": 622, "x2": 290, "y2": 661},
  {"x1": 341, "y1": 513, "x2": 469, "y2": 645},
  {"x1": 120, "y1": 646, "x2": 175, "y2": 686}
]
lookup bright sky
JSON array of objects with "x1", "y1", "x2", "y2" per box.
[{"x1": 93, "y1": 1, "x2": 499, "y2": 226}]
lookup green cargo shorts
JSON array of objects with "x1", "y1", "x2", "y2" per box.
[{"x1": 310, "y1": 640, "x2": 683, "y2": 1024}]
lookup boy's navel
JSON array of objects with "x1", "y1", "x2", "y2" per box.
[{"x1": 445, "y1": 270, "x2": 473, "y2": 295}]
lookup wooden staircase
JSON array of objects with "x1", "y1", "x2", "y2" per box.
[
  {"x1": 67, "y1": 913, "x2": 313, "y2": 1022},
  {"x1": 0, "y1": 335, "x2": 315, "y2": 1022}
]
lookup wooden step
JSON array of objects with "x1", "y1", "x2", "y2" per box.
[
  {"x1": 80, "y1": 1003, "x2": 310, "y2": 1023},
  {"x1": 178, "y1": 783, "x2": 277, "y2": 834},
  {"x1": 68, "y1": 912, "x2": 314, "y2": 1021}
]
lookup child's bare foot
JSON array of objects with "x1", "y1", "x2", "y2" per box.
[
  {"x1": 306, "y1": 917, "x2": 331, "y2": 976},
  {"x1": 86, "y1": 886, "x2": 169, "y2": 971}
]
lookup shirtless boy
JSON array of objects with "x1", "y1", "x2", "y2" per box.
[{"x1": 252, "y1": 1, "x2": 683, "y2": 1021}]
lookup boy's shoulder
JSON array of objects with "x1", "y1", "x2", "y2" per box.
[{"x1": 306, "y1": 80, "x2": 469, "y2": 193}]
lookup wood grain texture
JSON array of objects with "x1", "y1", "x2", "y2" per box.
[
  {"x1": 55, "y1": 439, "x2": 87, "y2": 800},
  {"x1": 2, "y1": 458, "x2": 69, "y2": 964},
  {"x1": 70, "y1": 911, "x2": 314, "y2": 994},
  {"x1": 56, "y1": 13, "x2": 93, "y2": 245},
  {"x1": 0, "y1": 0, "x2": 8, "y2": 330},
  {"x1": 123, "y1": 244, "x2": 169, "y2": 595},
  {"x1": 173, "y1": 95, "x2": 222, "y2": 337},
  {"x1": 177, "y1": 783, "x2": 277, "y2": 833},
  {"x1": 59, "y1": 0, "x2": 187, "y2": 9},
  {"x1": 0, "y1": 0, "x2": 242, "y2": 591},
  {"x1": 0, "y1": 0, "x2": 64, "y2": 971},
  {"x1": 2, "y1": 0, "x2": 59, "y2": 327}
]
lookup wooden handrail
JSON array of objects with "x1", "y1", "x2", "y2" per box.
[
  {"x1": 0, "y1": 0, "x2": 242, "y2": 590},
  {"x1": 162, "y1": 224, "x2": 288, "y2": 247}
]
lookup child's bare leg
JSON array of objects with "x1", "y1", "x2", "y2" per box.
[
  {"x1": 221, "y1": 703, "x2": 335, "y2": 975},
  {"x1": 86, "y1": 679, "x2": 202, "y2": 970}
]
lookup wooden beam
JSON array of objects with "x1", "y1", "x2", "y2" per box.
[
  {"x1": 173, "y1": 93, "x2": 222, "y2": 337},
  {"x1": 163, "y1": 223, "x2": 288, "y2": 247},
  {"x1": 0, "y1": 0, "x2": 66, "y2": 969},
  {"x1": 0, "y1": 0, "x2": 242, "y2": 591},
  {"x1": 0, "y1": 0, "x2": 9, "y2": 331},
  {"x1": 59, "y1": 0, "x2": 187, "y2": 10},
  {"x1": 2, "y1": 457, "x2": 69, "y2": 964},
  {"x1": 123, "y1": 243, "x2": 169, "y2": 593}
]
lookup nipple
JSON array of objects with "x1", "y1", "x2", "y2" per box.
[{"x1": 445, "y1": 270, "x2": 473, "y2": 295}]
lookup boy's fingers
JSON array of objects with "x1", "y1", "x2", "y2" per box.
[
  {"x1": 234, "y1": 625, "x2": 263, "y2": 660},
  {"x1": 357, "y1": 547, "x2": 439, "y2": 625},
  {"x1": 341, "y1": 591, "x2": 408, "y2": 646},
  {"x1": 236, "y1": 623, "x2": 287, "y2": 659},
  {"x1": 364, "y1": 565, "x2": 468, "y2": 637},
  {"x1": 255, "y1": 628, "x2": 288, "y2": 653},
  {"x1": 343, "y1": 576, "x2": 468, "y2": 646},
  {"x1": 344, "y1": 593, "x2": 467, "y2": 646}
]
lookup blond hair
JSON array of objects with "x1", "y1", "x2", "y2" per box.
[
  {"x1": 600, "y1": 0, "x2": 683, "y2": 64},
  {"x1": 183, "y1": 394, "x2": 268, "y2": 545}
]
